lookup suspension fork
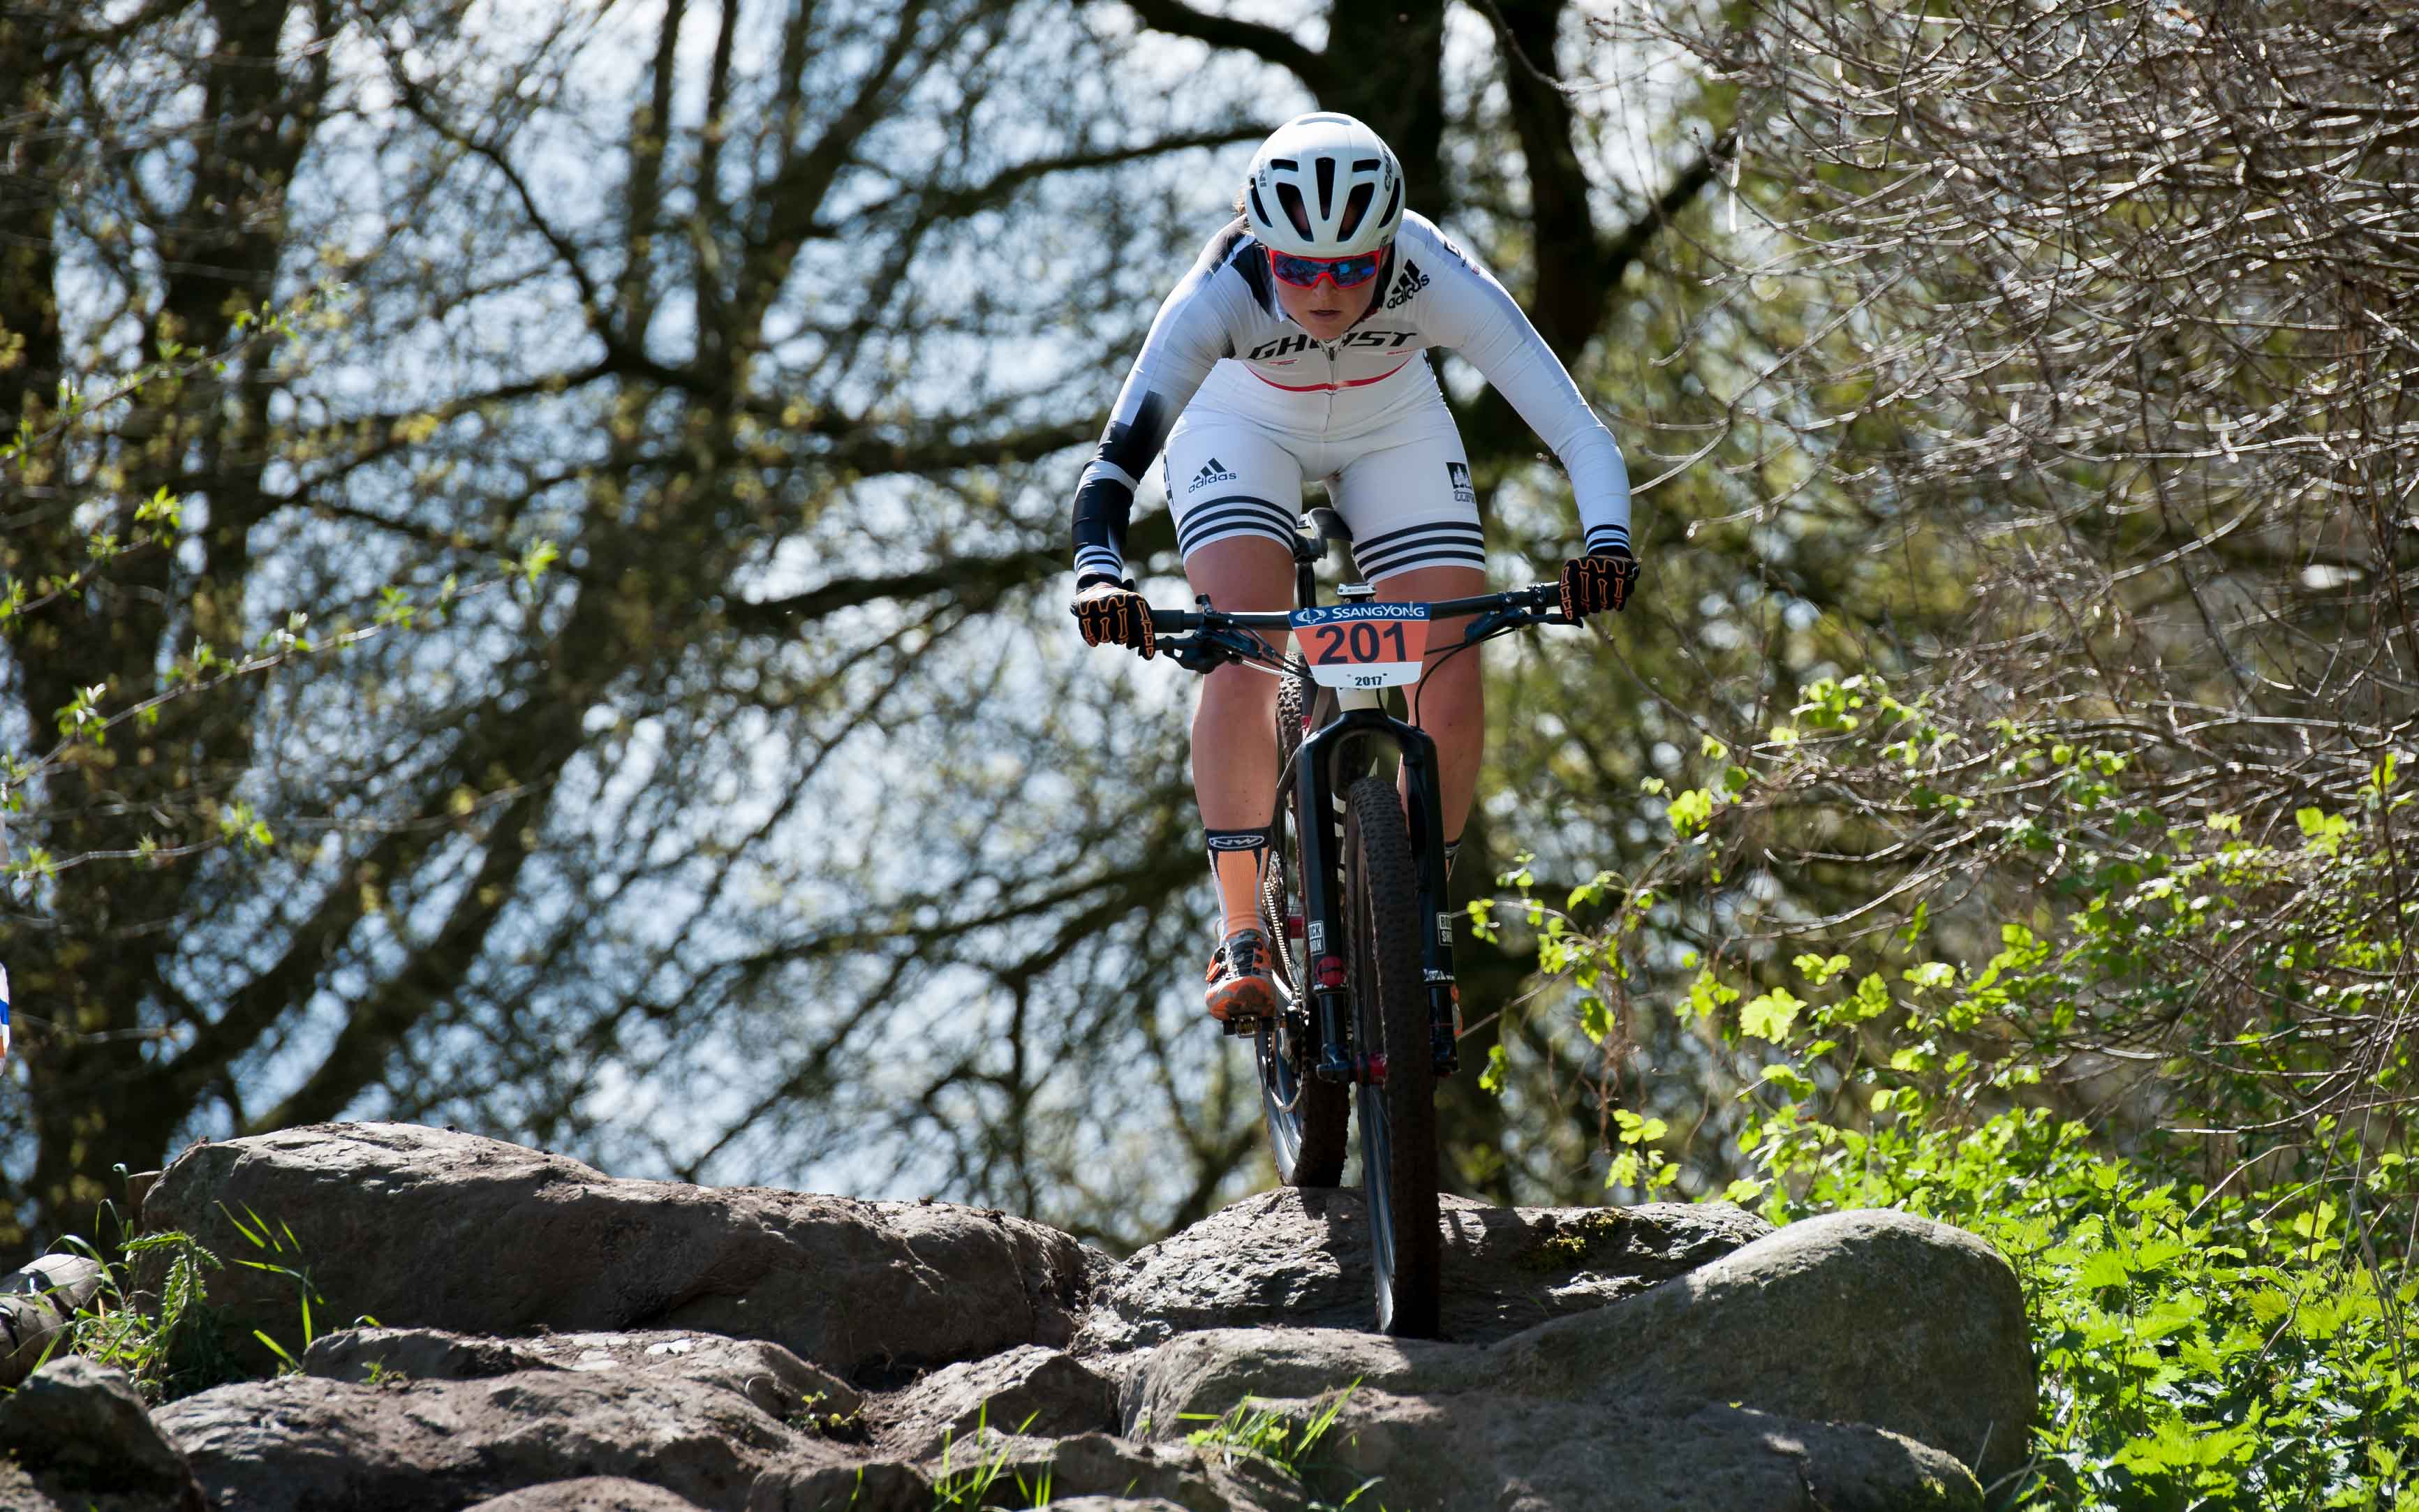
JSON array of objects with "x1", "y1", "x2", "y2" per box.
[{"x1": 1295, "y1": 702, "x2": 1459, "y2": 1083}]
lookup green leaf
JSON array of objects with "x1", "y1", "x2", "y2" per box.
[{"x1": 1741, "y1": 986, "x2": 1805, "y2": 1042}]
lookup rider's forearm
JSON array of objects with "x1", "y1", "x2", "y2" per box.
[{"x1": 1072, "y1": 469, "x2": 1137, "y2": 586}]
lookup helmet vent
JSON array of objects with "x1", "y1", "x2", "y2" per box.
[
  {"x1": 1338, "y1": 181, "x2": 1373, "y2": 240},
  {"x1": 1269, "y1": 158, "x2": 1298, "y2": 172},
  {"x1": 1250, "y1": 184, "x2": 1276, "y2": 230},
  {"x1": 1379, "y1": 177, "x2": 1401, "y2": 230},
  {"x1": 1275, "y1": 181, "x2": 1314, "y2": 240},
  {"x1": 1354, "y1": 158, "x2": 1379, "y2": 172},
  {"x1": 1314, "y1": 156, "x2": 1336, "y2": 220}
]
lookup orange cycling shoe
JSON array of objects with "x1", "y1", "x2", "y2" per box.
[{"x1": 1204, "y1": 927, "x2": 1279, "y2": 1023}]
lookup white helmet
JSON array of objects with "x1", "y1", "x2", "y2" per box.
[{"x1": 1243, "y1": 112, "x2": 1405, "y2": 258}]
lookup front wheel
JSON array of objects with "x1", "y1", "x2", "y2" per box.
[{"x1": 1343, "y1": 774, "x2": 1440, "y2": 1337}]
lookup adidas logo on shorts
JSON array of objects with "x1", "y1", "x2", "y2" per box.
[{"x1": 1188, "y1": 457, "x2": 1239, "y2": 493}]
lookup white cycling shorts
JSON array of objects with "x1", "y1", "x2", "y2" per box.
[{"x1": 1162, "y1": 402, "x2": 1484, "y2": 583}]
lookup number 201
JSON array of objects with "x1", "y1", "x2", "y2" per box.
[{"x1": 1313, "y1": 621, "x2": 1410, "y2": 662}]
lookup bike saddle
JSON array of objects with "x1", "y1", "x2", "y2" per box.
[{"x1": 1303, "y1": 506, "x2": 1354, "y2": 545}]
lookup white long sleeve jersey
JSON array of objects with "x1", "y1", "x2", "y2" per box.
[{"x1": 1070, "y1": 212, "x2": 1632, "y2": 584}]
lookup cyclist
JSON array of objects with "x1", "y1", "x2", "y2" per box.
[{"x1": 1070, "y1": 112, "x2": 1638, "y2": 1025}]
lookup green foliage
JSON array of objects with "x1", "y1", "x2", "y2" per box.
[
  {"x1": 1179, "y1": 1382, "x2": 1384, "y2": 1511},
  {"x1": 1496, "y1": 674, "x2": 2417, "y2": 1508},
  {"x1": 927, "y1": 1402, "x2": 1050, "y2": 1510},
  {"x1": 37, "y1": 1228, "x2": 244, "y2": 1404},
  {"x1": 10, "y1": 1177, "x2": 248, "y2": 1403},
  {"x1": 214, "y1": 1200, "x2": 328, "y2": 1372}
]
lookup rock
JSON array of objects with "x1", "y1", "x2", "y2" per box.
[
  {"x1": 879, "y1": 1344, "x2": 1114, "y2": 1458},
  {"x1": 1298, "y1": 1390, "x2": 1981, "y2": 1511},
  {"x1": 1037, "y1": 1501, "x2": 1190, "y2": 1512},
  {"x1": 464, "y1": 1478, "x2": 713, "y2": 1511},
  {"x1": 0, "y1": 1357, "x2": 205, "y2": 1511},
  {"x1": 143, "y1": 1122, "x2": 1094, "y2": 1381},
  {"x1": 744, "y1": 1442, "x2": 932, "y2": 1511},
  {"x1": 1120, "y1": 1327, "x2": 1447, "y2": 1440},
  {"x1": 920, "y1": 1430, "x2": 1299, "y2": 1512},
  {"x1": 1484, "y1": 1208, "x2": 2034, "y2": 1483},
  {"x1": 154, "y1": 1368, "x2": 801, "y2": 1512},
  {"x1": 1121, "y1": 1208, "x2": 2033, "y2": 1488},
  {"x1": 304, "y1": 1326, "x2": 556, "y2": 1382},
  {"x1": 304, "y1": 1326, "x2": 862, "y2": 1427},
  {"x1": 0, "y1": 1254, "x2": 105, "y2": 1388},
  {"x1": 1076, "y1": 1187, "x2": 1769, "y2": 1351}
]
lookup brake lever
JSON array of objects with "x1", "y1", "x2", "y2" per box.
[{"x1": 1463, "y1": 605, "x2": 1550, "y2": 642}]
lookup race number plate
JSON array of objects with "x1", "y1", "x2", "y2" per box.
[{"x1": 1289, "y1": 602, "x2": 1429, "y2": 690}]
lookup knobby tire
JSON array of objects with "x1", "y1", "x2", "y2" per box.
[{"x1": 1344, "y1": 773, "x2": 1441, "y2": 1337}]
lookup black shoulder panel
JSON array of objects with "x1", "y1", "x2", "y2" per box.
[
  {"x1": 1098, "y1": 390, "x2": 1171, "y2": 479},
  {"x1": 1222, "y1": 223, "x2": 1275, "y2": 311}
]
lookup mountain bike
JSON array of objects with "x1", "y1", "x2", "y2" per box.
[{"x1": 1148, "y1": 507, "x2": 1578, "y2": 1337}]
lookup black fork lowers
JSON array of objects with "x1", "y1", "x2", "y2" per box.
[{"x1": 1294, "y1": 708, "x2": 1458, "y2": 1084}]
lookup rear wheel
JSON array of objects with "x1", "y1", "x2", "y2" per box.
[
  {"x1": 1258, "y1": 667, "x2": 1349, "y2": 1187},
  {"x1": 1343, "y1": 773, "x2": 1440, "y2": 1337}
]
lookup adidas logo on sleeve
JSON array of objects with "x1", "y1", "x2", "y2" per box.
[
  {"x1": 1187, "y1": 457, "x2": 1240, "y2": 493},
  {"x1": 1384, "y1": 259, "x2": 1430, "y2": 309}
]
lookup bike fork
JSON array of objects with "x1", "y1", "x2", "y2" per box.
[{"x1": 1299, "y1": 688, "x2": 1461, "y2": 1083}]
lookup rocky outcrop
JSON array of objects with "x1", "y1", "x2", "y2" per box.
[
  {"x1": 1120, "y1": 1210, "x2": 2032, "y2": 1488},
  {"x1": 141, "y1": 1124, "x2": 1099, "y2": 1384},
  {"x1": 1077, "y1": 1187, "x2": 1773, "y2": 1352},
  {"x1": 17, "y1": 1121, "x2": 2040, "y2": 1511}
]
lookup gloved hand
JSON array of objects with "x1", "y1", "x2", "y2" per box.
[
  {"x1": 1071, "y1": 577, "x2": 1156, "y2": 658},
  {"x1": 1559, "y1": 546, "x2": 1638, "y2": 621}
]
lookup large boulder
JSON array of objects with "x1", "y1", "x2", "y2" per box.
[
  {"x1": 1077, "y1": 1187, "x2": 1770, "y2": 1351},
  {"x1": 304, "y1": 1326, "x2": 862, "y2": 1427},
  {"x1": 1120, "y1": 1208, "x2": 2034, "y2": 1489},
  {"x1": 142, "y1": 1122, "x2": 1096, "y2": 1381},
  {"x1": 153, "y1": 1368, "x2": 804, "y2": 1511},
  {"x1": 1300, "y1": 1390, "x2": 1980, "y2": 1511},
  {"x1": 1484, "y1": 1208, "x2": 2035, "y2": 1484}
]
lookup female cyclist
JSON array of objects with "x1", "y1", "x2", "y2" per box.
[{"x1": 1070, "y1": 112, "x2": 1638, "y2": 1025}]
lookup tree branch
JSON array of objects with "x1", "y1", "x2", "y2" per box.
[{"x1": 1121, "y1": 0, "x2": 1329, "y2": 92}]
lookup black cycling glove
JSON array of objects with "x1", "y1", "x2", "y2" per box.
[
  {"x1": 1559, "y1": 546, "x2": 1638, "y2": 621},
  {"x1": 1072, "y1": 577, "x2": 1156, "y2": 658}
]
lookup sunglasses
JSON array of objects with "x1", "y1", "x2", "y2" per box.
[{"x1": 1267, "y1": 244, "x2": 1389, "y2": 290}]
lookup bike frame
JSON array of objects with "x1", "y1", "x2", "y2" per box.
[
  {"x1": 1283, "y1": 523, "x2": 1460, "y2": 1084},
  {"x1": 1152, "y1": 520, "x2": 1567, "y2": 1083}
]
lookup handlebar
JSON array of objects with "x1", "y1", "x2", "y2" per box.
[
  {"x1": 1146, "y1": 581, "x2": 1562, "y2": 633},
  {"x1": 1146, "y1": 582, "x2": 1574, "y2": 676}
]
